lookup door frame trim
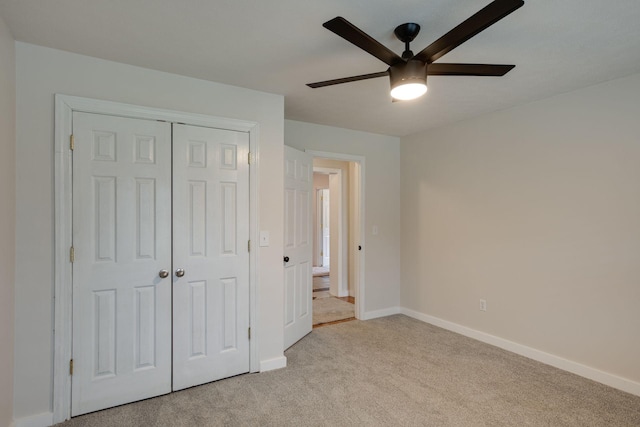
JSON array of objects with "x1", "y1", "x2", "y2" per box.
[
  {"x1": 53, "y1": 94, "x2": 260, "y2": 423},
  {"x1": 315, "y1": 188, "x2": 323, "y2": 267},
  {"x1": 313, "y1": 167, "x2": 348, "y2": 297},
  {"x1": 305, "y1": 150, "x2": 365, "y2": 320}
]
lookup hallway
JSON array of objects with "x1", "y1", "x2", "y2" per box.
[{"x1": 312, "y1": 275, "x2": 355, "y2": 327}]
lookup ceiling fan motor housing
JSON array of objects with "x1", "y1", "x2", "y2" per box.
[{"x1": 389, "y1": 60, "x2": 427, "y2": 90}]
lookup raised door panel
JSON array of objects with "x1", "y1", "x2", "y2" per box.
[
  {"x1": 188, "y1": 280, "x2": 208, "y2": 358},
  {"x1": 297, "y1": 189, "x2": 310, "y2": 247},
  {"x1": 133, "y1": 286, "x2": 157, "y2": 370},
  {"x1": 284, "y1": 187, "x2": 296, "y2": 250},
  {"x1": 298, "y1": 262, "x2": 311, "y2": 319},
  {"x1": 284, "y1": 265, "x2": 296, "y2": 327}
]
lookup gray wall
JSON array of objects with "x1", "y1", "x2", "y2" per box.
[
  {"x1": 0, "y1": 13, "x2": 15, "y2": 427},
  {"x1": 401, "y1": 72, "x2": 640, "y2": 388}
]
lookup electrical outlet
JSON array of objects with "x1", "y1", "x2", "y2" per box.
[{"x1": 479, "y1": 299, "x2": 487, "y2": 311}]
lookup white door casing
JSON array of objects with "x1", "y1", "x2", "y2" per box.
[
  {"x1": 305, "y1": 150, "x2": 366, "y2": 320},
  {"x1": 71, "y1": 112, "x2": 173, "y2": 416},
  {"x1": 283, "y1": 146, "x2": 313, "y2": 350},
  {"x1": 172, "y1": 124, "x2": 251, "y2": 390},
  {"x1": 54, "y1": 95, "x2": 260, "y2": 424}
]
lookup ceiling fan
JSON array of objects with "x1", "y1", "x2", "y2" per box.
[{"x1": 307, "y1": 0, "x2": 524, "y2": 101}]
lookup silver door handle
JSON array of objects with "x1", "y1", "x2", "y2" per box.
[
  {"x1": 159, "y1": 269, "x2": 169, "y2": 279},
  {"x1": 175, "y1": 268, "x2": 185, "y2": 277}
]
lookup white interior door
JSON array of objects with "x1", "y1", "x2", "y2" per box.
[
  {"x1": 321, "y1": 189, "x2": 330, "y2": 267},
  {"x1": 172, "y1": 124, "x2": 251, "y2": 390},
  {"x1": 283, "y1": 146, "x2": 313, "y2": 349},
  {"x1": 315, "y1": 189, "x2": 322, "y2": 266},
  {"x1": 71, "y1": 112, "x2": 172, "y2": 416}
]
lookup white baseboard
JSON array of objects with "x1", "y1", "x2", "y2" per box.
[
  {"x1": 401, "y1": 307, "x2": 640, "y2": 397},
  {"x1": 14, "y1": 412, "x2": 53, "y2": 427},
  {"x1": 361, "y1": 306, "x2": 401, "y2": 320},
  {"x1": 259, "y1": 356, "x2": 287, "y2": 372}
]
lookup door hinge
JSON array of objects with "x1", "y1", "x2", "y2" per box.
[
  {"x1": 248, "y1": 327, "x2": 251, "y2": 340},
  {"x1": 70, "y1": 134, "x2": 75, "y2": 151},
  {"x1": 69, "y1": 359, "x2": 74, "y2": 376},
  {"x1": 248, "y1": 152, "x2": 252, "y2": 164},
  {"x1": 70, "y1": 246, "x2": 75, "y2": 263},
  {"x1": 248, "y1": 240, "x2": 251, "y2": 252}
]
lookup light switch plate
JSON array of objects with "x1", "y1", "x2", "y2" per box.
[{"x1": 259, "y1": 230, "x2": 270, "y2": 247}]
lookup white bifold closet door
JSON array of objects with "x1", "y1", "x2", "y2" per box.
[
  {"x1": 71, "y1": 112, "x2": 173, "y2": 416},
  {"x1": 171, "y1": 123, "x2": 250, "y2": 391},
  {"x1": 71, "y1": 112, "x2": 250, "y2": 416}
]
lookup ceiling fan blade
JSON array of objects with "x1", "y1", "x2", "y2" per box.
[
  {"x1": 428, "y1": 63, "x2": 515, "y2": 76},
  {"x1": 307, "y1": 71, "x2": 389, "y2": 88},
  {"x1": 323, "y1": 17, "x2": 404, "y2": 66},
  {"x1": 413, "y1": 0, "x2": 524, "y2": 64}
]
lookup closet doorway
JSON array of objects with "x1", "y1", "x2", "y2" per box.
[{"x1": 53, "y1": 96, "x2": 258, "y2": 421}]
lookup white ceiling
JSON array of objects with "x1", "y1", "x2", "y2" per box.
[{"x1": 2, "y1": 0, "x2": 640, "y2": 137}]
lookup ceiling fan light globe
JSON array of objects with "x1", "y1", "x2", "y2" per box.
[
  {"x1": 389, "y1": 60, "x2": 428, "y2": 101},
  {"x1": 390, "y1": 82, "x2": 427, "y2": 100}
]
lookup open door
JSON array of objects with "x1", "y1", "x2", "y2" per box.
[
  {"x1": 321, "y1": 189, "x2": 330, "y2": 267},
  {"x1": 283, "y1": 146, "x2": 313, "y2": 349}
]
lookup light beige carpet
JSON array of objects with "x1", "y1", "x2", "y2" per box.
[
  {"x1": 57, "y1": 315, "x2": 640, "y2": 427},
  {"x1": 312, "y1": 296, "x2": 355, "y2": 325}
]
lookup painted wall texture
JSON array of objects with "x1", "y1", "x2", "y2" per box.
[
  {"x1": 401, "y1": 72, "x2": 640, "y2": 386},
  {"x1": 0, "y1": 13, "x2": 15, "y2": 427}
]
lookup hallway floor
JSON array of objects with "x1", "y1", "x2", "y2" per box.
[{"x1": 312, "y1": 275, "x2": 355, "y2": 327}]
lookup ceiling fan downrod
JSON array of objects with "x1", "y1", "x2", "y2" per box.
[{"x1": 394, "y1": 23, "x2": 421, "y2": 60}]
